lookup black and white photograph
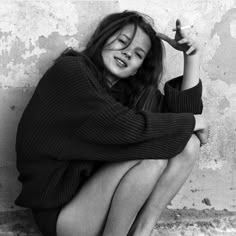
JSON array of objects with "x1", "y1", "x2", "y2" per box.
[{"x1": 0, "y1": 0, "x2": 236, "y2": 235}]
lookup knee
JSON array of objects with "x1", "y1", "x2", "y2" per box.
[
  {"x1": 139, "y1": 159, "x2": 168, "y2": 180},
  {"x1": 181, "y1": 134, "x2": 201, "y2": 166}
]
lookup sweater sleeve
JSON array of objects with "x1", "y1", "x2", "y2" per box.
[
  {"x1": 33, "y1": 55, "x2": 196, "y2": 161},
  {"x1": 164, "y1": 76, "x2": 203, "y2": 114},
  {"x1": 40, "y1": 57, "x2": 195, "y2": 157}
]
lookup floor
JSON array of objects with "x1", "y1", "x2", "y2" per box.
[
  {"x1": 0, "y1": 208, "x2": 236, "y2": 236},
  {"x1": 152, "y1": 208, "x2": 236, "y2": 236}
]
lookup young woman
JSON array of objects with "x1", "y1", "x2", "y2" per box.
[{"x1": 15, "y1": 10, "x2": 209, "y2": 236}]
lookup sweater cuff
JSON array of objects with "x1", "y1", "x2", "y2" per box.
[
  {"x1": 164, "y1": 76, "x2": 203, "y2": 113},
  {"x1": 149, "y1": 112, "x2": 196, "y2": 158}
]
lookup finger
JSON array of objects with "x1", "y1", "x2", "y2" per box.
[
  {"x1": 156, "y1": 32, "x2": 174, "y2": 44},
  {"x1": 186, "y1": 45, "x2": 196, "y2": 55},
  {"x1": 178, "y1": 38, "x2": 194, "y2": 46},
  {"x1": 187, "y1": 41, "x2": 193, "y2": 46},
  {"x1": 177, "y1": 38, "x2": 189, "y2": 44}
]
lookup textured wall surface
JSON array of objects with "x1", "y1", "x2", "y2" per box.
[
  {"x1": 120, "y1": 0, "x2": 236, "y2": 211},
  {"x1": 0, "y1": 0, "x2": 235, "y2": 213}
]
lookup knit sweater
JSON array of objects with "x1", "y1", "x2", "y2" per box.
[{"x1": 15, "y1": 53, "x2": 202, "y2": 209}]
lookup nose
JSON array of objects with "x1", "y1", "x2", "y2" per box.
[{"x1": 122, "y1": 50, "x2": 132, "y2": 60}]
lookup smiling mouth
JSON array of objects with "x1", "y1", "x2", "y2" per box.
[{"x1": 114, "y1": 57, "x2": 127, "y2": 68}]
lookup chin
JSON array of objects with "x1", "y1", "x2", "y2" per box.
[
  {"x1": 114, "y1": 74, "x2": 130, "y2": 79},
  {"x1": 109, "y1": 70, "x2": 126, "y2": 79},
  {"x1": 106, "y1": 65, "x2": 131, "y2": 79}
]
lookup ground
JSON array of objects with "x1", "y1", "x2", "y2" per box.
[{"x1": 0, "y1": 208, "x2": 236, "y2": 236}]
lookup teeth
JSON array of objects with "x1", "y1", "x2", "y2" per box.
[{"x1": 115, "y1": 57, "x2": 127, "y2": 67}]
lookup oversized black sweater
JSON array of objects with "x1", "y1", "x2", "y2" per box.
[{"x1": 15, "y1": 54, "x2": 202, "y2": 209}]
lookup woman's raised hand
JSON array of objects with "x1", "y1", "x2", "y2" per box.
[{"x1": 156, "y1": 19, "x2": 198, "y2": 55}]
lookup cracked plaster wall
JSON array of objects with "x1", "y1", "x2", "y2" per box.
[{"x1": 0, "y1": 0, "x2": 236, "y2": 212}]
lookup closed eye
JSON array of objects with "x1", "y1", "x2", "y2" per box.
[
  {"x1": 135, "y1": 52, "x2": 143, "y2": 59},
  {"x1": 118, "y1": 38, "x2": 128, "y2": 45}
]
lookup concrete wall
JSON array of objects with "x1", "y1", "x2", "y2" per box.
[{"x1": 0, "y1": 0, "x2": 235, "y2": 213}]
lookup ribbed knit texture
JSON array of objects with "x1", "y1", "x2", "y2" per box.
[{"x1": 15, "y1": 54, "x2": 202, "y2": 209}]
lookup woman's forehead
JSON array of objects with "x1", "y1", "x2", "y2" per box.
[{"x1": 119, "y1": 24, "x2": 151, "y2": 52}]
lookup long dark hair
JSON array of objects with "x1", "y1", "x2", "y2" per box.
[{"x1": 57, "y1": 10, "x2": 165, "y2": 110}]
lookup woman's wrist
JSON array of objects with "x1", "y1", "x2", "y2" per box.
[
  {"x1": 181, "y1": 52, "x2": 200, "y2": 90},
  {"x1": 183, "y1": 51, "x2": 200, "y2": 63}
]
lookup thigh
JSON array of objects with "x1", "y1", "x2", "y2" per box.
[{"x1": 56, "y1": 160, "x2": 140, "y2": 236}]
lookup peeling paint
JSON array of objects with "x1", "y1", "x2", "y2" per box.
[
  {"x1": 0, "y1": 1, "x2": 79, "y2": 87},
  {"x1": 64, "y1": 37, "x2": 80, "y2": 48},
  {"x1": 208, "y1": 8, "x2": 236, "y2": 84},
  {"x1": 21, "y1": 47, "x2": 46, "y2": 60},
  {"x1": 0, "y1": 1, "x2": 78, "y2": 46}
]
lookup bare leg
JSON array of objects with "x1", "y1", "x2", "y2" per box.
[
  {"x1": 56, "y1": 159, "x2": 167, "y2": 236},
  {"x1": 102, "y1": 159, "x2": 167, "y2": 236},
  {"x1": 57, "y1": 134, "x2": 199, "y2": 236},
  {"x1": 56, "y1": 160, "x2": 140, "y2": 236},
  {"x1": 131, "y1": 134, "x2": 200, "y2": 236}
]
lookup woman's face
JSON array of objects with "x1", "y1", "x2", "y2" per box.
[{"x1": 102, "y1": 24, "x2": 151, "y2": 79}]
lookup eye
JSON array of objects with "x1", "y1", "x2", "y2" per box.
[
  {"x1": 135, "y1": 52, "x2": 143, "y2": 59},
  {"x1": 118, "y1": 38, "x2": 128, "y2": 45}
]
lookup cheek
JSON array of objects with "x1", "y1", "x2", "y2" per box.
[
  {"x1": 102, "y1": 49, "x2": 114, "y2": 60},
  {"x1": 101, "y1": 50, "x2": 110, "y2": 66},
  {"x1": 132, "y1": 60, "x2": 144, "y2": 71}
]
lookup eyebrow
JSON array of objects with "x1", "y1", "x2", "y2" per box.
[{"x1": 120, "y1": 34, "x2": 147, "y2": 55}]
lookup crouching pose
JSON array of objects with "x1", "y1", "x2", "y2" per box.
[{"x1": 15, "y1": 10, "x2": 209, "y2": 236}]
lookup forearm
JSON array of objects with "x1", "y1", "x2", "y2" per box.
[{"x1": 181, "y1": 52, "x2": 200, "y2": 90}]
